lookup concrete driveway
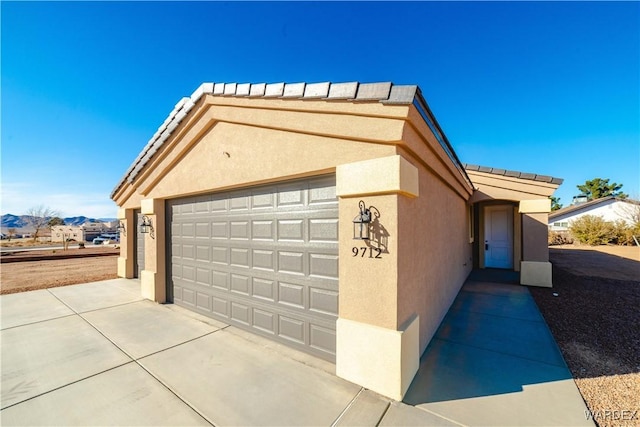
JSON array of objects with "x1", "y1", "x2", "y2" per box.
[
  {"x1": 1, "y1": 277, "x2": 592, "y2": 426},
  {"x1": 0, "y1": 279, "x2": 439, "y2": 426}
]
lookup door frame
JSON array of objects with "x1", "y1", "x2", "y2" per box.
[{"x1": 476, "y1": 201, "x2": 521, "y2": 271}]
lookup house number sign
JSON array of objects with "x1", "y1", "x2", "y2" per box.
[{"x1": 352, "y1": 246, "x2": 383, "y2": 259}]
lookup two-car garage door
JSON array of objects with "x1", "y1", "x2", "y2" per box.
[{"x1": 167, "y1": 176, "x2": 339, "y2": 361}]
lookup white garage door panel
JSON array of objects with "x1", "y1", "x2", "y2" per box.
[{"x1": 168, "y1": 176, "x2": 339, "y2": 361}]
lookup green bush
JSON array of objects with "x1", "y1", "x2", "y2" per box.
[{"x1": 569, "y1": 215, "x2": 616, "y2": 246}]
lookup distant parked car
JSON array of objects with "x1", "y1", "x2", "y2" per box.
[{"x1": 93, "y1": 234, "x2": 119, "y2": 245}]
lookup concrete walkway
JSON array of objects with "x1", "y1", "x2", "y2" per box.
[
  {"x1": 0, "y1": 276, "x2": 592, "y2": 426},
  {"x1": 402, "y1": 270, "x2": 594, "y2": 426}
]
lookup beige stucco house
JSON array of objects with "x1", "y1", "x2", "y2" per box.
[
  {"x1": 51, "y1": 222, "x2": 117, "y2": 243},
  {"x1": 111, "y1": 81, "x2": 562, "y2": 400},
  {"x1": 51, "y1": 225, "x2": 84, "y2": 242}
]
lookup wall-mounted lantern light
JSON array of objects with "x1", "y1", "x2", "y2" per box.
[
  {"x1": 116, "y1": 220, "x2": 126, "y2": 235},
  {"x1": 353, "y1": 200, "x2": 379, "y2": 240},
  {"x1": 139, "y1": 216, "x2": 154, "y2": 234}
]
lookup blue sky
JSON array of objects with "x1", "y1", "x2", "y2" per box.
[{"x1": 2, "y1": 1, "x2": 639, "y2": 218}]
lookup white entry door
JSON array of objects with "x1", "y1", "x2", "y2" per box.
[{"x1": 484, "y1": 205, "x2": 513, "y2": 269}]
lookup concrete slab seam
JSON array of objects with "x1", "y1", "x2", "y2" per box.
[
  {"x1": 409, "y1": 404, "x2": 468, "y2": 427},
  {"x1": 0, "y1": 361, "x2": 135, "y2": 411},
  {"x1": 133, "y1": 358, "x2": 217, "y2": 426},
  {"x1": 329, "y1": 387, "x2": 365, "y2": 427},
  {"x1": 64, "y1": 299, "x2": 145, "y2": 316},
  {"x1": 0, "y1": 313, "x2": 77, "y2": 332},
  {"x1": 453, "y1": 295, "x2": 544, "y2": 323},
  {"x1": 65, "y1": 298, "x2": 220, "y2": 425},
  {"x1": 127, "y1": 329, "x2": 225, "y2": 361},
  {"x1": 375, "y1": 400, "x2": 393, "y2": 427},
  {"x1": 46, "y1": 288, "x2": 81, "y2": 315},
  {"x1": 461, "y1": 284, "x2": 533, "y2": 300},
  {"x1": 432, "y1": 337, "x2": 569, "y2": 370},
  {"x1": 460, "y1": 290, "x2": 533, "y2": 303},
  {"x1": 442, "y1": 309, "x2": 545, "y2": 327}
]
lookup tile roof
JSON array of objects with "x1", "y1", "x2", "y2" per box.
[
  {"x1": 464, "y1": 164, "x2": 564, "y2": 185},
  {"x1": 110, "y1": 81, "x2": 426, "y2": 199}
]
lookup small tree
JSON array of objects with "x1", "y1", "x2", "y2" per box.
[
  {"x1": 48, "y1": 217, "x2": 65, "y2": 227},
  {"x1": 24, "y1": 205, "x2": 59, "y2": 242},
  {"x1": 550, "y1": 196, "x2": 563, "y2": 211},
  {"x1": 577, "y1": 178, "x2": 627, "y2": 201},
  {"x1": 7, "y1": 228, "x2": 16, "y2": 242}
]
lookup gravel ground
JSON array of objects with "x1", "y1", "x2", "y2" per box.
[{"x1": 530, "y1": 246, "x2": 640, "y2": 427}]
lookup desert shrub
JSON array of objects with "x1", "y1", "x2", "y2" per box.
[
  {"x1": 611, "y1": 220, "x2": 640, "y2": 246},
  {"x1": 548, "y1": 231, "x2": 574, "y2": 245},
  {"x1": 568, "y1": 215, "x2": 616, "y2": 246}
]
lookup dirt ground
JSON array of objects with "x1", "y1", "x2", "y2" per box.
[
  {"x1": 530, "y1": 245, "x2": 640, "y2": 427},
  {"x1": 0, "y1": 248, "x2": 118, "y2": 294},
  {"x1": 549, "y1": 244, "x2": 639, "y2": 281}
]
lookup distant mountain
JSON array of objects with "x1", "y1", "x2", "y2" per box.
[
  {"x1": 1, "y1": 214, "x2": 118, "y2": 230},
  {"x1": 1, "y1": 214, "x2": 29, "y2": 229},
  {"x1": 64, "y1": 216, "x2": 91, "y2": 226}
]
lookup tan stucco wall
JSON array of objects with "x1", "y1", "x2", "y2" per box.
[
  {"x1": 150, "y1": 123, "x2": 397, "y2": 202},
  {"x1": 117, "y1": 208, "x2": 135, "y2": 278},
  {"x1": 338, "y1": 194, "x2": 400, "y2": 330},
  {"x1": 140, "y1": 198, "x2": 166, "y2": 302},
  {"x1": 514, "y1": 208, "x2": 522, "y2": 272},
  {"x1": 334, "y1": 151, "x2": 470, "y2": 399},
  {"x1": 397, "y1": 165, "x2": 472, "y2": 352},
  {"x1": 522, "y1": 212, "x2": 549, "y2": 262},
  {"x1": 114, "y1": 97, "x2": 408, "y2": 208}
]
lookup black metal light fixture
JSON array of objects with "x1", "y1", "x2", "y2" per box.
[
  {"x1": 139, "y1": 216, "x2": 154, "y2": 234},
  {"x1": 353, "y1": 200, "x2": 379, "y2": 240},
  {"x1": 116, "y1": 220, "x2": 126, "y2": 234}
]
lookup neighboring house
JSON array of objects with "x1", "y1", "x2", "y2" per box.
[
  {"x1": 549, "y1": 196, "x2": 639, "y2": 231},
  {"x1": 111, "y1": 81, "x2": 561, "y2": 401},
  {"x1": 51, "y1": 222, "x2": 118, "y2": 242},
  {"x1": 82, "y1": 222, "x2": 112, "y2": 242},
  {"x1": 101, "y1": 220, "x2": 119, "y2": 229},
  {"x1": 51, "y1": 225, "x2": 84, "y2": 242}
]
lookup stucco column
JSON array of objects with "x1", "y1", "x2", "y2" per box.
[
  {"x1": 519, "y1": 199, "x2": 553, "y2": 287},
  {"x1": 116, "y1": 208, "x2": 135, "y2": 278},
  {"x1": 140, "y1": 198, "x2": 166, "y2": 302},
  {"x1": 335, "y1": 155, "x2": 420, "y2": 401}
]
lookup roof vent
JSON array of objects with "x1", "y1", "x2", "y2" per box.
[{"x1": 572, "y1": 194, "x2": 589, "y2": 205}]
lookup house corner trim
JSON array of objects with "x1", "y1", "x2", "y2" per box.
[
  {"x1": 520, "y1": 261, "x2": 553, "y2": 287},
  {"x1": 336, "y1": 155, "x2": 419, "y2": 198},
  {"x1": 336, "y1": 315, "x2": 420, "y2": 401}
]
